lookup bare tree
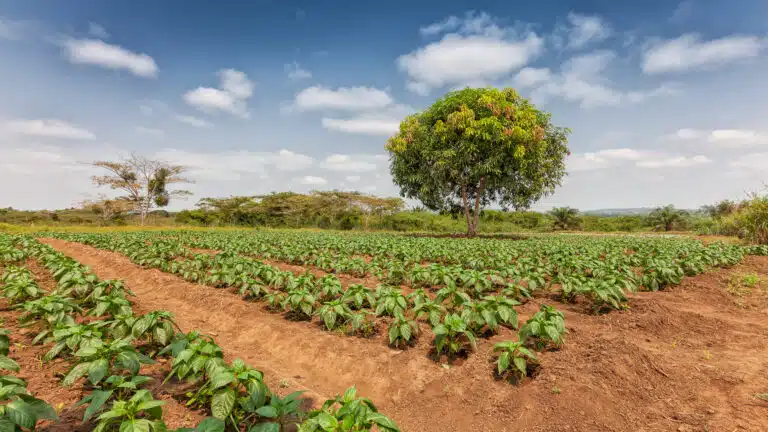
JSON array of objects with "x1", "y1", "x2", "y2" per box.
[{"x1": 91, "y1": 154, "x2": 192, "y2": 225}]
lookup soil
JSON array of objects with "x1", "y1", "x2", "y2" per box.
[
  {"x1": 39, "y1": 238, "x2": 768, "y2": 432},
  {"x1": 0, "y1": 258, "x2": 206, "y2": 431}
]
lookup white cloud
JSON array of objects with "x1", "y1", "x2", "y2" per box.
[
  {"x1": 175, "y1": 114, "x2": 213, "y2": 128},
  {"x1": 62, "y1": 39, "x2": 158, "y2": 77},
  {"x1": 321, "y1": 117, "x2": 400, "y2": 136},
  {"x1": 636, "y1": 155, "x2": 711, "y2": 168},
  {"x1": 569, "y1": 148, "x2": 710, "y2": 171},
  {"x1": 294, "y1": 86, "x2": 393, "y2": 111},
  {"x1": 669, "y1": 128, "x2": 768, "y2": 146},
  {"x1": 321, "y1": 154, "x2": 383, "y2": 172},
  {"x1": 531, "y1": 51, "x2": 677, "y2": 108},
  {"x1": 346, "y1": 175, "x2": 361, "y2": 182},
  {"x1": 553, "y1": 13, "x2": 612, "y2": 50},
  {"x1": 88, "y1": 23, "x2": 109, "y2": 39},
  {"x1": 184, "y1": 69, "x2": 254, "y2": 118},
  {"x1": 152, "y1": 148, "x2": 314, "y2": 182},
  {"x1": 513, "y1": 67, "x2": 552, "y2": 88},
  {"x1": 1, "y1": 119, "x2": 96, "y2": 140},
  {"x1": 568, "y1": 148, "x2": 649, "y2": 171},
  {"x1": 398, "y1": 32, "x2": 543, "y2": 95},
  {"x1": 708, "y1": 129, "x2": 768, "y2": 146},
  {"x1": 284, "y1": 62, "x2": 312, "y2": 80},
  {"x1": 135, "y1": 126, "x2": 164, "y2": 137},
  {"x1": 419, "y1": 12, "x2": 504, "y2": 38},
  {"x1": 320, "y1": 104, "x2": 412, "y2": 136},
  {"x1": 300, "y1": 175, "x2": 328, "y2": 185},
  {"x1": 420, "y1": 16, "x2": 462, "y2": 36},
  {"x1": 642, "y1": 34, "x2": 764, "y2": 74},
  {"x1": 730, "y1": 152, "x2": 768, "y2": 170}
]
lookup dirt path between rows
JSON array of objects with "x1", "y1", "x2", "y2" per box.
[{"x1": 41, "y1": 238, "x2": 768, "y2": 432}]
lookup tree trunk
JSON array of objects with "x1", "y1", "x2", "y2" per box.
[
  {"x1": 472, "y1": 177, "x2": 486, "y2": 236},
  {"x1": 461, "y1": 183, "x2": 474, "y2": 235}
]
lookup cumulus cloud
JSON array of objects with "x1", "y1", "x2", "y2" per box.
[
  {"x1": 401, "y1": 12, "x2": 543, "y2": 95},
  {"x1": 553, "y1": 12, "x2": 612, "y2": 50},
  {"x1": 636, "y1": 155, "x2": 711, "y2": 168},
  {"x1": 152, "y1": 148, "x2": 314, "y2": 183},
  {"x1": 321, "y1": 154, "x2": 385, "y2": 172},
  {"x1": 321, "y1": 117, "x2": 399, "y2": 136},
  {"x1": 184, "y1": 69, "x2": 254, "y2": 118},
  {"x1": 642, "y1": 34, "x2": 764, "y2": 74},
  {"x1": 569, "y1": 148, "x2": 711, "y2": 171},
  {"x1": 1, "y1": 119, "x2": 95, "y2": 140},
  {"x1": 513, "y1": 67, "x2": 552, "y2": 88},
  {"x1": 529, "y1": 50, "x2": 677, "y2": 108},
  {"x1": 669, "y1": 128, "x2": 768, "y2": 146},
  {"x1": 293, "y1": 86, "x2": 393, "y2": 111},
  {"x1": 62, "y1": 39, "x2": 158, "y2": 77},
  {"x1": 320, "y1": 104, "x2": 412, "y2": 136},
  {"x1": 398, "y1": 33, "x2": 543, "y2": 95},
  {"x1": 284, "y1": 62, "x2": 312, "y2": 80}
]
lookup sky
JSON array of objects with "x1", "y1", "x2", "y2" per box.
[{"x1": 1, "y1": 0, "x2": 767, "y2": 211}]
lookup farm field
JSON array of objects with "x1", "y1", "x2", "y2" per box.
[{"x1": 2, "y1": 229, "x2": 768, "y2": 431}]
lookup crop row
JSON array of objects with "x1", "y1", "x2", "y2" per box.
[
  {"x1": 37, "y1": 233, "x2": 572, "y2": 381},
  {"x1": 0, "y1": 234, "x2": 399, "y2": 431}
]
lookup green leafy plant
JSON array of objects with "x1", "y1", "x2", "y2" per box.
[
  {"x1": 316, "y1": 300, "x2": 354, "y2": 331},
  {"x1": 63, "y1": 338, "x2": 155, "y2": 387},
  {"x1": 432, "y1": 314, "x2": 477, "y2": 359},
  {"x1": 493, "y1": 340, "x2": 538, "y2": 382},
  {"x1": 73, "y1": 375, "x2": 153, "y2": 422},
  {"x1": 374, "y1": 286, "x2": 407, "y2": 318},
  {"x1": 91, "y1": 389, "x2": 166, "y2": 432},
  {"x1": 341, "y1": 284, "x2": 375, "y2": 310},
  {"x1": 298, "y1": 386, "x2": 399, "y2": 432},
  {"x1": 519, "y1": 305, "x2": 566, "y2": 348},
  {"x1": 282, "y1": 288, "x2": 317, "y2": 320},
  {"x1": 387, "y1": 312, "x2": 420, "y2": 348},
  {"x1": 248, "y1": 390, "x2": 304, "y2": 431},
  {"x1": 162, "y1": 331, "x2": 224, "y2": 382},
  {"x1": 412, "y1": 299, "x2": 444, "y2": 327}
]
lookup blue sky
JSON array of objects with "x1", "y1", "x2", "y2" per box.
[{"x1": 1, "y1": 0, "x2": 767, "y2": 211}]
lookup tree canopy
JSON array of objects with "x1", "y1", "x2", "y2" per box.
[
  {"x1": 386, "y1": 87, "x2": 570, "y2": 235},
  {"x1": 91, "y1": 154, "x2": 192, "y2": 225}
]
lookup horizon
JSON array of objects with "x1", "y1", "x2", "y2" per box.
[{"x1": 1, "y1": 0, "x2": 767, "y2": 211}]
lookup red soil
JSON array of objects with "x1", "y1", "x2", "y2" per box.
[
  {"x1": 0, "y1": 259, "x2": 205, "y2": 431},
  {"x1": 40, "y1": 239, "x2": 768, "y2": 432}
]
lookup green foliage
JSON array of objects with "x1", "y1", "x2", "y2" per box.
[
  {"x1": 386, "y1": 87, "x2": 570, "y2": 235},
  {"x1": 647, "y1": 205, "x2": 688, "y2": 232},
  {"x1": 298, "y1": 386, "x2": 399, "y2": 432},
  {"x1": 317, "y1": 300, "x2": 354, "y2": 331},
  {"x1": 387, "y1": 312, "x2": 420, "y2": 348},
  {"x1": 62, "y1": 338, "x2": 154, "y2": 387},
  {"x1": 162, "y1": 331, "x2": 225, "y2": 382},
  {"x1": 519, "y1": 305, "x2": 566, "y2": 348},
  {"x1": 493, "y1": 340, "x2": 537, "y2": 382},
  {"x1": 432, "y1": 314, "x2": 477, "y2": 358},
  {"x1": 91, "y1": 389, "x2": 166, "y2": 432},
  {"x1": 549, "y1": 207, "x2": 581, "y2": 231}
]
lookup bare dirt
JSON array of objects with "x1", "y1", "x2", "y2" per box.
[
  {"x1": 0, "y1": 259, "x2": 206, "y2": 431},
  {"x1": 40, "y1": 238, "x2": 768, "y2": 432}
]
